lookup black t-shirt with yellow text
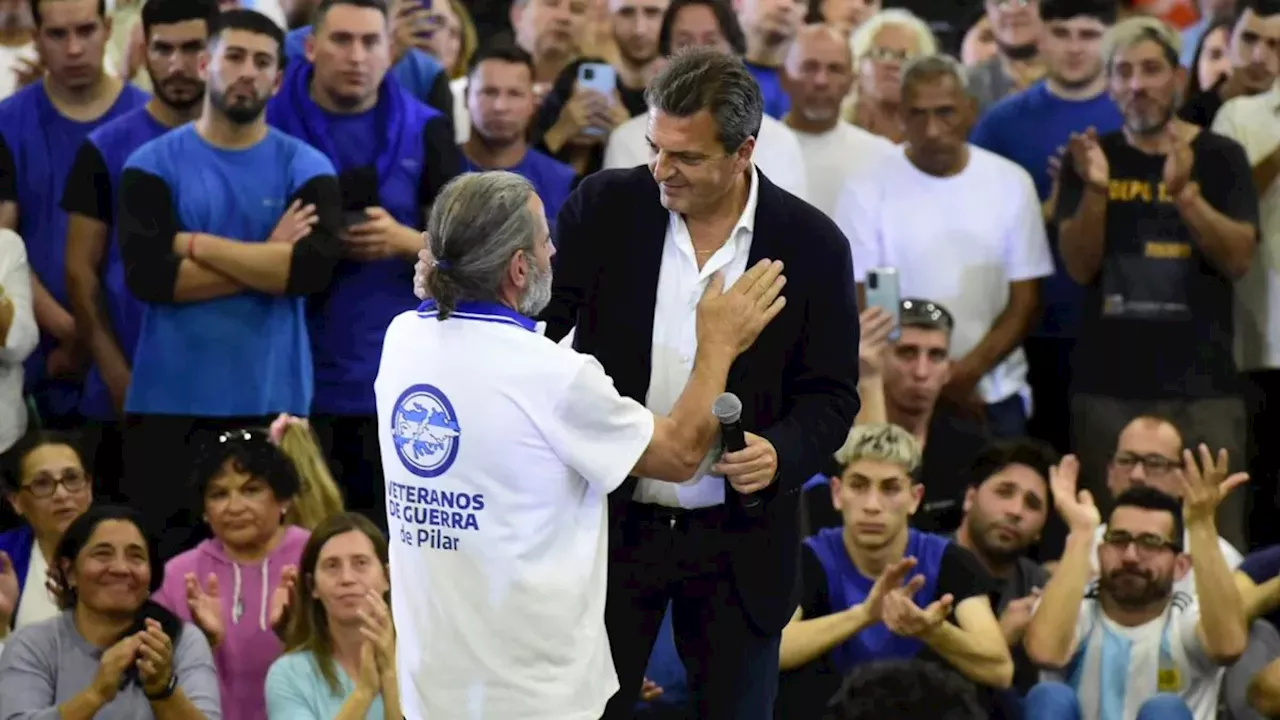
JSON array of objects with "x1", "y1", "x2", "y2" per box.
[{"x1": 1056, "y1": 130, "x2": 1259, "y2": 399}]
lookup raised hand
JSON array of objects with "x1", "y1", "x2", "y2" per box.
[
  {"x1": 267, "y1": 200, "x2": 318, "y2": 245},
  {"x1": 1068, "y1": 127, "x2": 1109, "y2": 192},
  {"x1": 696, "y1": 259, "x2": 787, "y2": 356},
  {"x1": 185, "y1": 572, "x2": 225, "y2": 649},
  {"x1": 270, "y1": 565, "x2": 299, "y2": 634},
  {"x1": 136, "y1": 618, "x2": 175, "y2": 697},
  {"x1": 0, "y1": 551, "x2": 18, "y2": 626},
  {"x1": 90, "y1": 634, "x2": 142, "y2": 704},
  {"x1": 414, "y1": 246, "x2": 432, "y2": 301},
  {"x1": 1180, "y1": 444, "x2": 1248, "y2": 525},
  {"x1": 883, "y1": 573, "x2": 954, "y2": 638},
  {"x1": 861, "y1": 557, "x2": 918, "y2": 622},
  {"x1": 1050, "y1": 455, "x2": 1100, "y2": 533},
  {"x1": 1162, "y1": 125, "x2": 1195, "y2": 198},
  {"x1": 858, "y1": 306, "x2": 894, "y2": 378},
  {"x1": 998, "y1": 588, "x2": 1041, "y2": 645}
]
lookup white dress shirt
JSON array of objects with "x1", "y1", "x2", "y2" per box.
[
  {"x1": 1212, "y1": 86, "x2": 1280, "y2": 370},
  {"x1": 0, "y1": 229, "x2": 37, "y2": 454},
  {"x1": 632, "y1": 165, "x2": 761, "y2": 509},
  {"x1": 603, "y1": 112, "x2": 810, "y2": 203}
]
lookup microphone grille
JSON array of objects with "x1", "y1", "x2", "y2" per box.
[{"x1": 713, "y1": 392, "x2": 742, "y2": 423}]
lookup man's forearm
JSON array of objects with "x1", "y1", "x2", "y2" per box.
[
  {"x1": 1176, "y1": 189, "x2": 1255, "y2": 279},
  {"x1": 959, "y1": 293, "x2": 1039, "y2": 377},
  {"x1": 1190, "y1": 521, "x2": 1248, "y2": 661},
  {"x1": 1025, "y1": 530, "x2": 1093, "y2": 668},
  {"x1": 173, "y1": 257, "x2": 243, "y2": 303},
  {"x1": 920, "y1": 621, "x2": 1014, "y2": 689},
  {"x1": 67, "y1": 270, "x2": 130, "y2": 376},
  {"x1": 31, "y1": 274, "x2": 74, "y2": 340},
  {"x1": 1060, "y1": 188, "x2": 1108, "y2": 283},
  {"x1": 186, "y1": 233, "x2": 293, "y2": 295},
  {"x1": 779, "y1": 605, "x2": 873, "y2": 671},
  {"x1": 666, "y1": 348, "x2": 734, "y2": 468}
]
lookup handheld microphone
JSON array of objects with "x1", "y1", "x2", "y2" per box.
[{"x1": 713, "y1": 392, "x2": 762, "y2": 517}]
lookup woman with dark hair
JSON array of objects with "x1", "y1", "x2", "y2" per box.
[
  {"x1": 265, "y1": 512, "x2": 399, "y2": 720},
  {"x1": 0, "y1": 505, "x2": 221, "y2": 718},
  {"x1": 0, "y1": 431, "x2": 94, "y2": 635},
  {"x1": 1188, "y1": 17, "x2": 1234, "y2": 96},
  {"x1": 153, "y1": 428, "x2": 309, "y2": 720}
]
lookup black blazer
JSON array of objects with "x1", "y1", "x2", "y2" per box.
[{"x1": 541, "y1": 166, "x2": 861, "y2": 634}]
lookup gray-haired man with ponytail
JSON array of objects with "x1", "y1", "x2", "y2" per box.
[{"x1": 377, "y1": 170, "x2": 787, "y2": 720}]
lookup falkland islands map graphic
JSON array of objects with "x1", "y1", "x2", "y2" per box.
[{"x1": 391, "y1": 384, "x2": 461, "y2": 478}]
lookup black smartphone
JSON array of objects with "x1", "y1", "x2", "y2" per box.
[{"x1": 339, "y1": 166, "x2": 379, "y2": 228}]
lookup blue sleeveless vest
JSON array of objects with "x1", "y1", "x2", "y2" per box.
[{"x1": 804, "y1": 527, "x2": 951, "y2": 673}]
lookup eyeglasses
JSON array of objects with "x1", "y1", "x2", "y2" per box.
[
  {"x1": 1112, "y1": 452, "x2": 1182, "y2": 477},
  {"x1": 900, "y1": 298, "x2": 955, "y2": 331},
  {"x1": 865, "y1": 47, "x2": 915, "y2": 64},
  {"x1": 21, "y1": 469, "x2": 90, "y2": 499},
  {"x1": 1103, "y1": 529, "x2": 1181, "y2": 554}
]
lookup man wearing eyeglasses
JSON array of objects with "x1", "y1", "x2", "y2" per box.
[{"x1": 1025, "y1": 453, "x2": 1248, "y2": 720}]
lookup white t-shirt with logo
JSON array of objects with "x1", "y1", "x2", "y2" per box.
[
  {"x1": 1042, "y1": 589, "x2": 1221, "y2": 720},
  {"x1": 375, "y1": 300, "x2": 655, "y2": 720}
]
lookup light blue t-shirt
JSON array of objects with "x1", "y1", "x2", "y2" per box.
[{"x1": 265, "y1": 650, "x2": 386, "y2": 720}]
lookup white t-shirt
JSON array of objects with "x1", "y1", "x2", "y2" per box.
[
  {"x1": 1211, "y1": 87, "x2": 1280, "y2": 371},
  {"x1": 603, "y1": 111, "x2": 810, "y2": 202},
  {"x1": 1088, "y1": 524, "x2": 1243, "y2": 597},
  {"x1": 13, "y1": 544, "x2": 59, "y2": 631},
  {"x1": 0, "y1": 42, "x2": 36, "y2": 102},
  {"x1": 832, "y1": 144, "x2": 1054, "y2": 405},
  {"x1": 375, "y1": 300, "x2": 655, "y2": 720},
  {"x1": 1042, "y1": 590, "x2": 1221, "y2": 720},
  {"x1": 792, "y1": 121, "x2": 896, "y2": 219}
]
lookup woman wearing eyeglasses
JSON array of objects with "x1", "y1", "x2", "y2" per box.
[
  {"x1": 265, "y1": 512, "x2": 399, "y2": 720},
  {"x1": 0, "y1": 431, "x2": 95, "y2": 636},
  {"x1": 152, "y1": 427, "x2": 310, "y2": 720},
  {"x1": 843, "y1": 9, "x2": 938, "y2": 143}
]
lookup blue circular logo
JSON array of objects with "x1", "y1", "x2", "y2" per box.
[{"x1": 390, "y1": 384, "x2": 461, "y2": 478}]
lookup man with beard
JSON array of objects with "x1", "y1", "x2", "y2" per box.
[
  {"x1": 1056, "y1": 16, "x2": 1258, "y2": 552},
  {"x1": 967, "y1": 0, "x2": 1046, "y2": 113},
  {"x1": 1024, "y1": 453, "x2": 1249, "y2": 719},
  {"x1": 60, "y1": 0, "x2": 217, "y2": 502},
  {"x1": 533, "y1": 0, "x2": 666, "y2": 179},
  {"x1": 780, "y1": 23, "x2": 894, "y2": 219},
  {"x1": 1180, "y1": 0, "x2": 1280, "y2": 127},
  {"x1": 266, "y1": 0, "x2": 461, "y2": 530},
  {"x1": 376, "y1": 171, "x2": 787, "y2": 720},
  {"x1": 116, "y1": 8, "x2": 341, "y2": 558},
  {"x1": 463, "y1": 45, "x2": 575, "y2": 232},
  {"x1": 778, "y1": 423, "x2": 1011, "y2": 719},
  {"x1": 951, "y1": 439, "x2": 1053, "y2": 698},
  {"x1": 971, "y1": 0, "x2": 1121, "y2": 457},
  {"x1": 0, "y1": 0, "x2": 148, "y2": 430},
  {"x1": 739, "y1": 0, "x2": 806, "y2": 118}
]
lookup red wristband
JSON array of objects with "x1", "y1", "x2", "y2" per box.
[{"x1": 187, "y1": 233, "x2": 198, "y2": 259}]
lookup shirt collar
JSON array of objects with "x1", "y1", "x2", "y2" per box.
[
  {"x1": 416, "y1": 299, "x2": 538, "y2": 332},
  {"x1": 735, "y1": 163, "x2": 762, "y2": 236}
]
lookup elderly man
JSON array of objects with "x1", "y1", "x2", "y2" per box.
[{"x1": 380, "y1": 171, "x2": 786, "y2": 719}]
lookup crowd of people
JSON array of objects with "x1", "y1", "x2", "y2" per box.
[{"x1": 0, "y1": 0, "x2": 1277, "y2": 716}]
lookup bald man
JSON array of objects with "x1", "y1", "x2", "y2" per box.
[
  {"x1": 1081, "y1": 415, "x2": 1245, "y2": 595},
  {"x1": 779, "y1": 23, "x2": 893, "y2": 218}
]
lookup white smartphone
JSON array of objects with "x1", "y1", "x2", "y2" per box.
[
  {"x1": 865, "y1": 267, "x2": 901, "y2": 342},
  {"x1": 577, "y1": 62, "x2": 616, "y2": 137}
]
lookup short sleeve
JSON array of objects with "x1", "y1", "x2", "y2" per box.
[
  {"x1": 1003, "y1": 168, "x2": 1055, "y2": 282},
  {"x1": 60, "y1": 140, "x2": 112, "y2": 224},
  {"x1": 1199, "y1": 136, "x2": 1260, "y2": 228},
  {"x1": 937, "y1": 543, "x2": 998, "y2": 606},
  {"x1": 544, "y1": 354, "x2": 655, "y2": 493},
  {"x1": 831, "y1": 172, "x2": 882, "y2": 283},
  {"x1": 265, "y1": 654, "x2": 323, "y2": 720},
  {"x1": 1210, "y1": 100, "x2": 1243, "y2": 144},
  {"x1": 602, "y1": 120, "x2": 646, "y2": 170},
  {"x1": 173, "y1": 623, "x2": 223, "y2": 719},
  {"x1": 799, "y1": 543, "x2": 832, "y2": 618}
]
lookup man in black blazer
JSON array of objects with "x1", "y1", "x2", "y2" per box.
[{"x1": 541, "y1": 47, "x2": 861, "y2": 718}]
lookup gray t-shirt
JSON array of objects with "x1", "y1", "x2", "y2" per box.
[
  {"x1": 967, "y1": 56, "x2": 1017, "y2": 115},
  {"x1": 0, "y1": 611, "x2": 222, "y2": 720}
]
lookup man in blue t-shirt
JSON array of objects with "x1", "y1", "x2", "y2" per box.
[
  {"x1": 461, "y1": 44, "x2": 576, "y2": 237},
  {"x1": 59, "y1": 0, "x2": 219, "y2": 501},
  {"x1": 266, "y1": 0, "x2": 464, "y2": 527},
  {"x1": 777, "y1": 423, "x2": 1008, "y2": 719},
  {"x1": 969, "y1": 0, "x2": 1122, "y2": 456},
  {"x1": 0, "y1": 0, "x2": 148, "y2": 428},
  {"x1": 117, "y1": 8, "x2": 341, "y2": 558}
]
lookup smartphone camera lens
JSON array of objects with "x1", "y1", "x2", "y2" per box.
[
  {"x1": 583, "y1": 68, "x2": 594, "y2": 80},
  {"x1": 867, "y1": 273, "x2": 879, "y2": 290}
]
